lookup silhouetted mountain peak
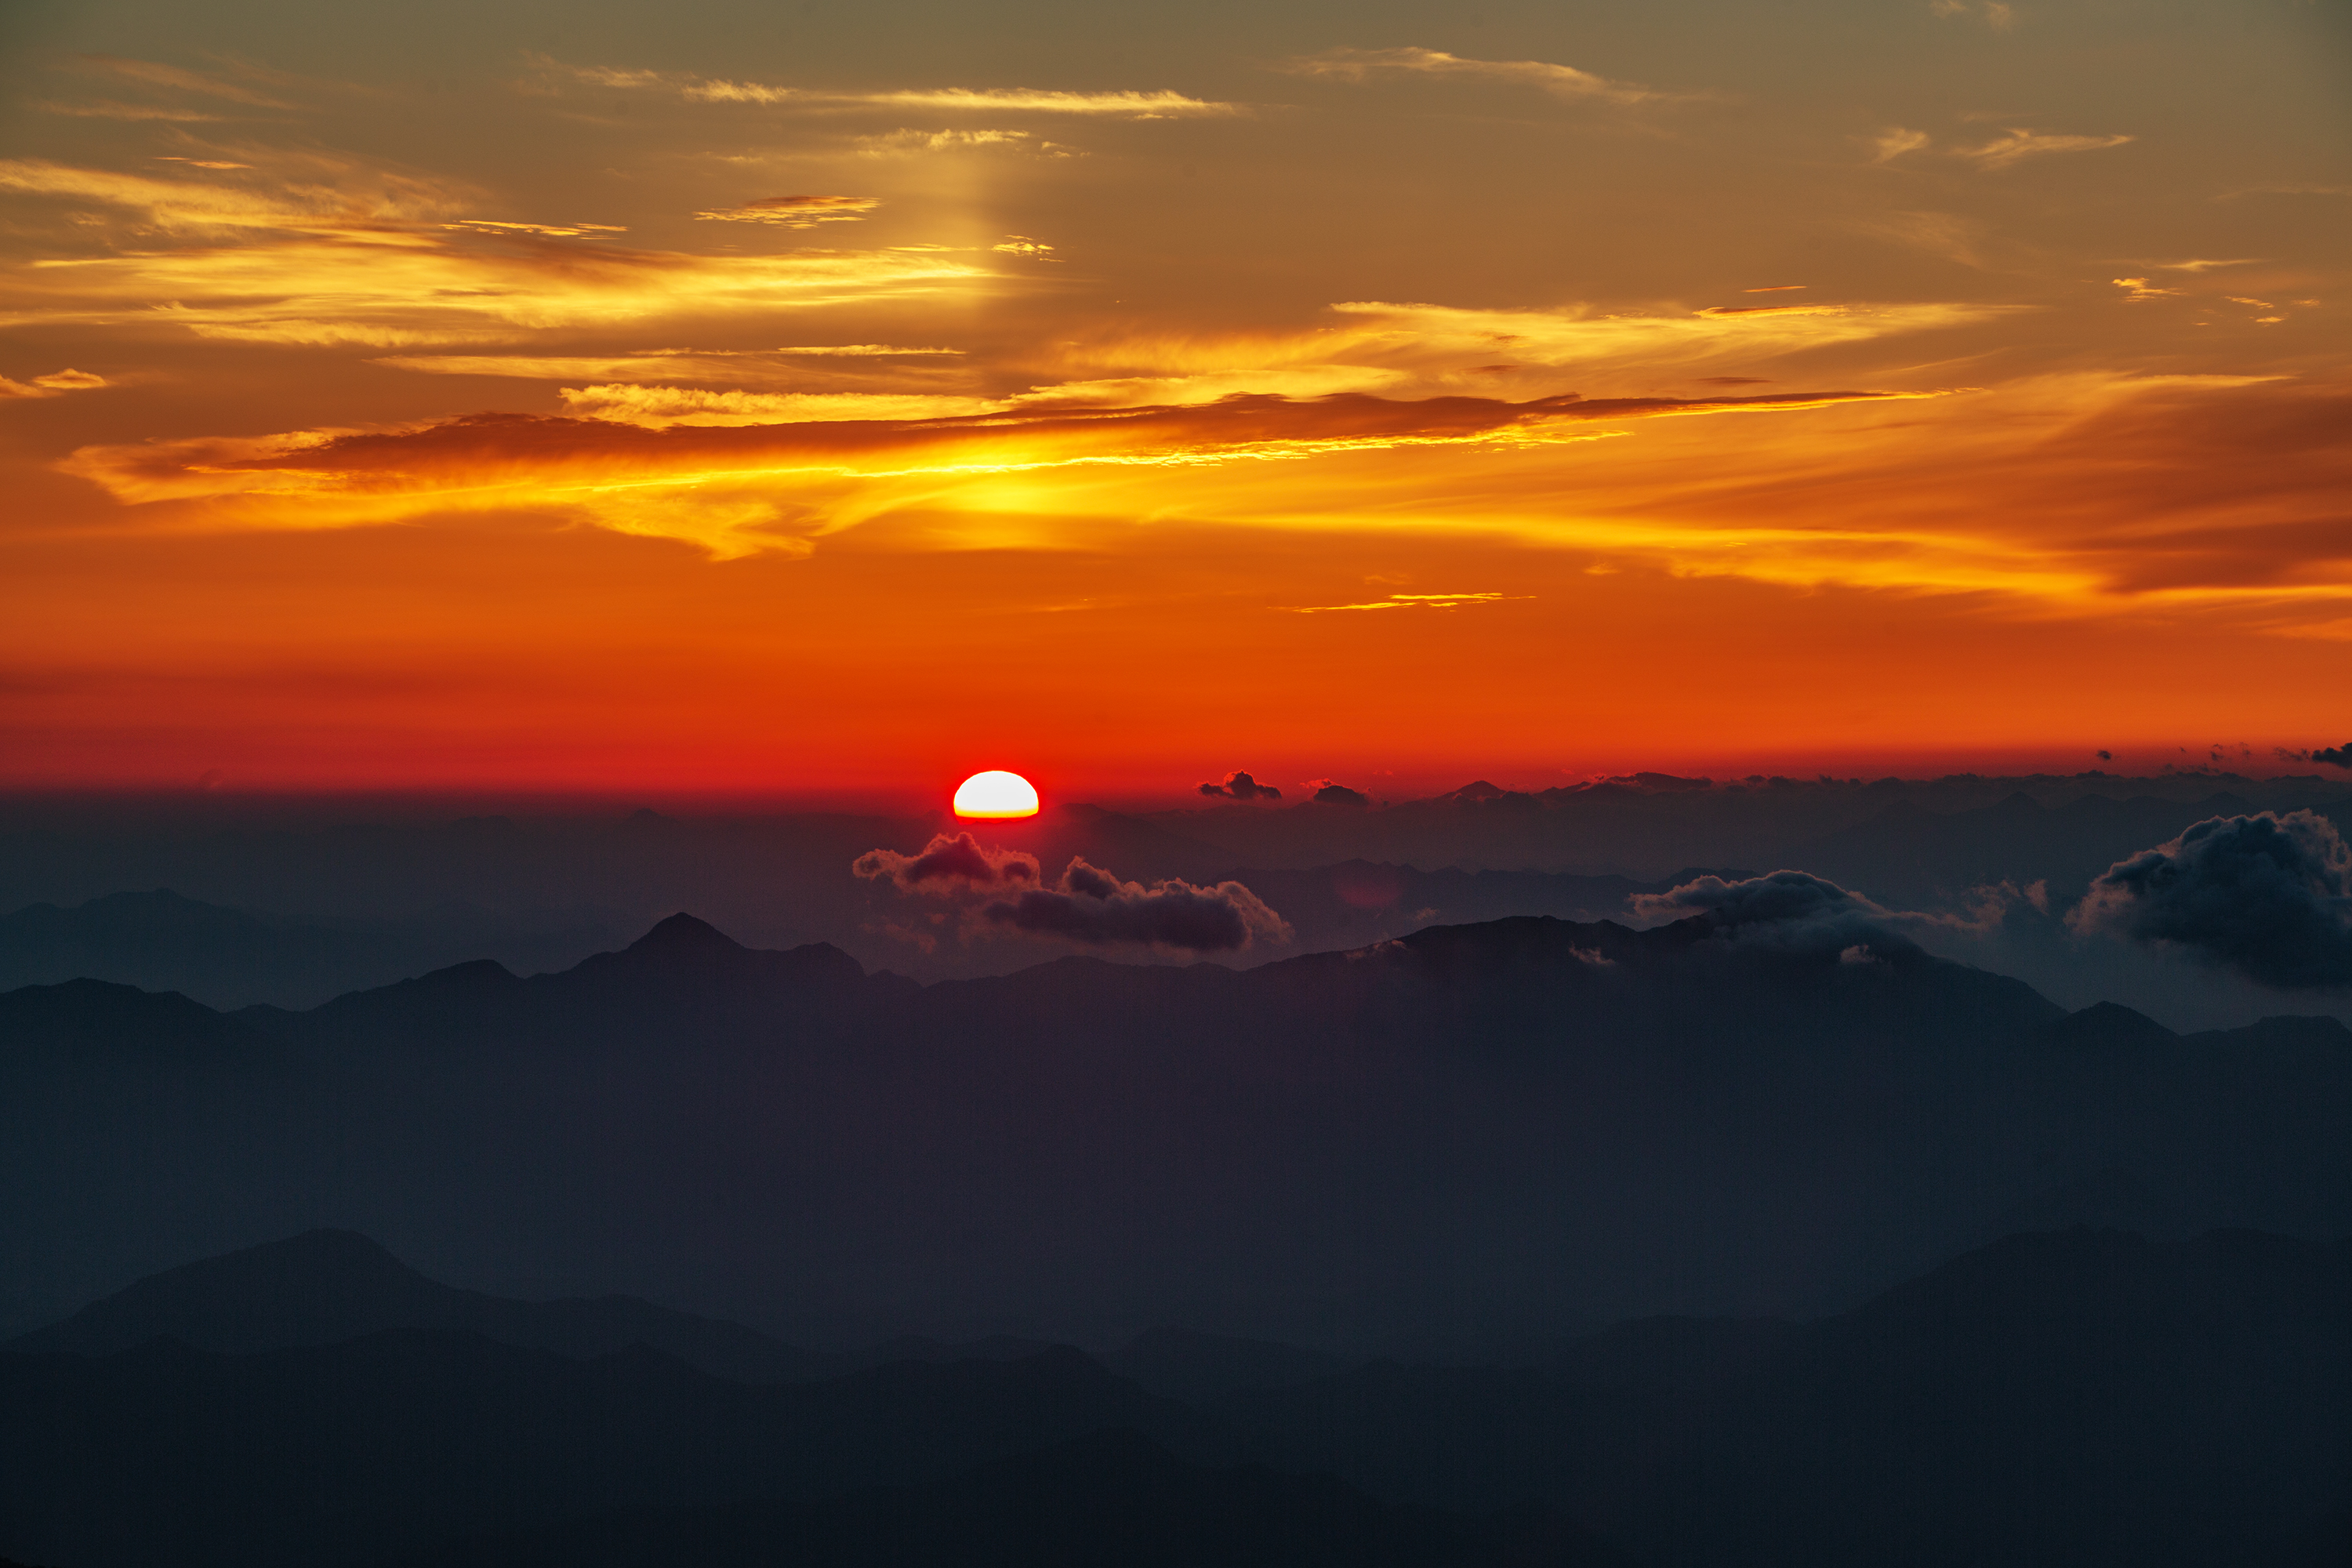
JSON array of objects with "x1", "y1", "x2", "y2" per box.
[
  {"x1": 2044, "y1": 1001, "x2": 2180, "y2": 1051},
  {"x1": 5, "y1": 1228, "x2": 437, "y2": 1357},
  {"x1": 626, "y1": 913, "x2": 747, "y2": 956}
]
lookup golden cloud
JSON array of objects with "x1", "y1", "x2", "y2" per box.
[
  {"x1": 1, "y1": 368, "x2": 109, "y2": 399},
  {"x1": 1955, "y1": 129, "x2": 2136, "y2": 169},
  {"x1": 1281, "y1": 46, "x2": 1688, "y2": 107},
  {"x1": 559, "y1": 63, "x2": 1238, "y2": 117},
  {"x1": 555, "y1": 386, "x2": 1002, "y2": 426},
  {"x1": 693, "y1": 195, "x2": 880, "y2": 226},
  {"x1": 56, "y1": 386, "x2": 1916, "y2": 556}
]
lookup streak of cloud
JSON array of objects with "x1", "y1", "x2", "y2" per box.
[
  {"x1": 65, "y1": 55, "x2": 296, "y2": 108},
  {"x1": 56, "y1": 385, "x2": 1928, "y2": 556},
  {"x1": 1283, "y1": 46, "x2": 1685, "y2": 107},
  {"x1": 1282, "y1": 591, "x2": 1527, "y2": 612},
  {"x1": 0, "y1": 160, "x2": 985, "y2": 347},
  {"x1": 560, "y1": 63, "x2": 1237, "y2": 117},
  {"x1": 0, "y1": 368, "x2": 107, "y2": 399},
  {"x1": 1956, "y1": 128, "x2": 2134, "y2": 169},
  {"x1": 694, "y1": 195, "x2": 880, "y2": 226}
]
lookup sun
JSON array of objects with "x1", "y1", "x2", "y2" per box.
[{"x1": 953, "y1": 770, "x2": 1040, "y2": 819}]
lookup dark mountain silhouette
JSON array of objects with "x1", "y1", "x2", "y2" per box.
[
  {"x1": 1199, "y1": 862, "x2": 1759, "y2": 953},
  {"x1": 0, "y1": 888, "x2": 617, "y2": 1011},
  {"x1": 0, "y1": 976, "x2": 278, "y2": 1065},
  {"x1": 1215, "y1": 1227, "x2": 2352, "y2": 1568},
  {"x1": 0, "y1": 1335, "x2": 1218, "y2": 1568},
  {"x1": 20, "y1": 1227, "x2": 2344, "y2": 1568},
  {"x1": 7, "y1": 910, "x2": 2350, "y2": 1347},
  {"x1": 4, "y1": 1229, "x2": 832, "y2": 1381},
  {"x1": 395, "y1": 1428, "x2": 1643, "y2": 1568},
  {"x1": 1105, "y1": 1327, "x2": 1354, "y2": 1404}
]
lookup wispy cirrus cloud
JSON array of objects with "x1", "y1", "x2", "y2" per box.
[
  {"x1": 64, "y1": 55, "x2": 297, "y2": 109},
  {"x1": 0, "y1": 368, "x2": 108, "y2": 400},
  {"x1": 0, "y1": 160, "x2": 988, "y2": 347},
  {"x1": 556, "y1": 386, "x2": 1000, "y2": 425},
  {"x1": 554, "y1": 62, "x2": 1239, "y2": 117},
  {"x1": 445, "y1": 218, "x2": 627, "y2": 238},
  {"x1": 693, "y1": 194, "x2": 880, "y2": 226},
  {"x1": 1279, "y1": 46, "x2": 1690, "y2": 107},
  {"x1": 1283, "y1": 591, "x2": 1529, "y2": 613},
  {"x1": 848, "y1": 129, "x2": 1078, "y2": 157},
  {"x1": 1955, "y1": 127, "x2": 2133, "y2": 169},
  {"x1": 373, "y1": 345, "x2": 967, "y2": 383}
]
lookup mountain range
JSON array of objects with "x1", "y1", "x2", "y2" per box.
[
  {"x1": 5, "y1": 908, "x2": 2347, "y2": 1348},
  {"x1": 2, "y1": 1224, "x2": 2346, "y2": 1567}
]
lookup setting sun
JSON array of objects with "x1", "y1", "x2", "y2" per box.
[{"x1": 953, "y1": 771, "x2": 1040, "y2": 819}]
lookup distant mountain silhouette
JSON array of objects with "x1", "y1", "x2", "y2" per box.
[
  {"x1": 0, "y1": 1335, "x2": 1215, "y2": 1568},
  {"x1": 8, "y1": 910, "x2": 2350, "y2": 1347},
  {"x1": 0, "y1": 976, "x2": 278, "y2": 1065},
  {"x1": 1218, "y1": 1227, "x2": 2352, "y2": 1568},
  {"x1": 1105, "y1": 1327, "x2": 1353, "y2": 1405},
  {"x1": 2, "y1": 1223, "x2": 2347, "y2": 1566},
  {"x1": 396, "y1": 1428, "x2": 1644, "y2": 1568},
  {"x1": 0, "y1": 888, "x2": 617, "y2": 1010},
  {"x1": 4, "y1": 1229, "x2": 831, "y2": 1381},
  {"x1": 1201, "y1": 862, "x2": 1760, "y2": 952}
]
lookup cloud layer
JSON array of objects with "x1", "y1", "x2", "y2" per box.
[
  {"x1": 1198, "y1": 770, "x2": 1281, "y2": 800},
  {"x1": 2071, "y1": 811, "x2": 2352, "y2": 990},
  {"x1": 853, "y1": 832, "x2": 1039, "y2": 894},
  {"x1": 980, "y1": 859, "x2": 1291, "y2": 952}
]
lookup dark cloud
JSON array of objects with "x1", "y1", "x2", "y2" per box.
[
  {"x1": 2070, "y1": 811, "x2": 2352, "y2": 990},
  {"x1": 852, "y1": 833, "x2": 1039, "y2": 895},
  {"x1": 1198, "y1": 770, "x2": 1282, "y2": 801},
  {"x1": 1304, "y1": 780, "x2": 1369, "y2": 808},
  {"x1": 982, "y1": 859, "x2": 1291, "y2": 952},
  {"x1": 1621, "y1": 868, "x2": 2036, "y2": 960},
  {"x1": 2310, "y1": 744, "x2": 2352, "y2": 769},
  {"x1": 2097, "y1": 750, "x2": 2113, "y2": 761}
]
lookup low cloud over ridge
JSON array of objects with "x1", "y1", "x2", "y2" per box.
[
  {"x1": 982, "y1": 860, "x2": 1291, "y2": 953},
  {"x1": 1199, "y1": 770, "x2": 1281, "y2": 801},
  {"x1": 1634, "y1": 868, "x2": 2027, "y2": 960},
  {"x1": 2071, "y1": 811, "x2": 2352, "y2": 990},
  {"x1": 856, "y1": 836, "x2": 1289, "y2": 953}
]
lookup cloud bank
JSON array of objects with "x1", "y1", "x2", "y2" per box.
[
  {"x1": 856, "y1": 837, "x2": 1288, "y2": 952},
  {"x1": 853, "y1": 832, "x2": 1039, "y2": 894},
  {"x1": 981, "y1": 860, "x2": 1291, "y2": 952},
  {"x1": 2071, "y1": 811, "x2": 2352, "y2": 990},
  {"x1": 1198, "y1": 770, "x2": 1281, "y2": 800}
]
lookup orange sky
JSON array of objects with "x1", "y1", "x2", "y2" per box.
[{"x1": 2, "y1": 0, "x2": 2347, "y2": 796}]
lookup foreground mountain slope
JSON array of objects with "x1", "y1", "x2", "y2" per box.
[
  {"x1": 397, "y1": 1428, "x2": 1642, "y2": 1568},
  {"x1": 0, "y1": 1337, "x2": 1213, "y2": 1568},
  {"x1": 1218, "y1": 1227, "x2": 2352, "y2": 1568},
  {"x1": 4, "y1": 1229, "x2": 828, "y2": 1381}
]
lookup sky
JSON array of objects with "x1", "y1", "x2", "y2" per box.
[{"x1": 1, "y1": 0, "x2": 2347, "y2": 799}]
